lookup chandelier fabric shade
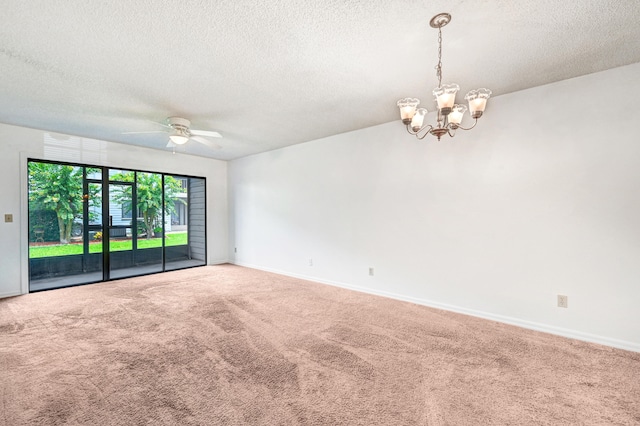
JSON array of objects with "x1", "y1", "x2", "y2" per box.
[{"x1": 397, "y1": 13, "x2": 491, "y2": 140}]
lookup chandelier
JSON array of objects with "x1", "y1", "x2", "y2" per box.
[{"x1": 397, "y1": 13, "x2": 491, "y2": 140}]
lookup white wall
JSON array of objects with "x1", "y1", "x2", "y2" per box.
[
  {"x1": 0, "y1": 123, "x2": 228, "y2": 298},
  {"x1": 229, "y1": 62, "x2": 640, "y2": 352}
]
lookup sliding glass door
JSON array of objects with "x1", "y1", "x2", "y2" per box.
[
  {"x1": 107, "y1": 170, "x2": 165, "y2": 279},
  {"x1": 28, "y1": 160, "x2": 207, "y2": 291},
  {"x1": 165, "y1": 175, "x2": 207, "y2": 271},
  {"x1": 28, "y1": 163, "x2": 103, "y2": 291}
]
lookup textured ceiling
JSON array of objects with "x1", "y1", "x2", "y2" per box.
[{"x1": 2, "y1": 0, "x2": 640, "y2": 160}]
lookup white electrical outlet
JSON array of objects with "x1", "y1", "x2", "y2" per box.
[
  {"x1": 557, "y1": 295, "x2": 568, "y2": 308},
  {"x1": 369, "y1": 267, "x2": 374, "y2": 276},
  {"x1": 308, "y1": 258, "x2": 313, "y2": 266}
]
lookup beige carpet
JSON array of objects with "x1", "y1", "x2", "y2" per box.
[{"x1": 1, "y1": 265, "x2": 639, "y2": 425}]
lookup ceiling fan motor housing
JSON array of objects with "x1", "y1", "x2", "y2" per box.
[
  {"x1": 168, "y1": 116, "x2": 191, "y2": 135},
  {"x1": 164, "y1": 116, "x2": 222, "y2": 148}
]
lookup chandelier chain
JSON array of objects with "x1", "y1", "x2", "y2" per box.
[{"x1": 435, "y1": 26, "x2": 443, "y2": 88}]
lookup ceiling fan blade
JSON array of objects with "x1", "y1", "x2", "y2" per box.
[
  {"x1": 191, "y1": 129, "x2": 222, "y2": 138},
  {"x1": 152, "y1": 119, "x2": 172, "y2": 128},
  {"x1": 123, "y1": 119, "x2": 172, "y2": 135},
  {"x1": 122, "y1": 130, "x2": 167, "y2": 135},
  {"x1": 191, "y1": 135, "x2": 222, "y2": 150}
]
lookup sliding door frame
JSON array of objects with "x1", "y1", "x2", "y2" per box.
[{"x1": 25, "y1": 158, "x2": 207, "y2": 292}]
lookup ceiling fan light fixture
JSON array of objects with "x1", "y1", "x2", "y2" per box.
[
  {"x1": 169, "y1": 134, "x2": 189, "y2": 145},
  {"x1": 169, "y1": 130, "x2": 189, "y2": 145},
  {"x1": 125, "y1": 116, "x2": 222, "y2": 150}
]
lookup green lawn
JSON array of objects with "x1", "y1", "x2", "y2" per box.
[{"x1": 29, "y1": 232, "x2": 188, "y2": 258}]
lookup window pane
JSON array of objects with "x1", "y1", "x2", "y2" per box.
[
  {"x1": 86, "y1": 167, "x2": 102, "y2": 180},
  {"x1": 109, "y1": 169, "x2": 134, "y2": 182},
  {"x1": 28, "y1": 161, "x2": 103, "y2": 291},
  {"x1": 109, "y1": 184, "x2": 133, "y2": 226},
  {"x1": 88, "y1": 182, "x2": 103, "y2": 226},
  {"x1": 28, "y1": 162, "x2": 83, "y2": 255},
  {"x1": 165, "y1": 175, "x2": 205, "y2": 270}
]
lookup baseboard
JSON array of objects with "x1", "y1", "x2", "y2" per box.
[
  {"x1": 0, "y1": 290, "x2": 23, "y2": 299},
  {"x1": 233, "y1": 262, "x2": 640, "y2": 353}
]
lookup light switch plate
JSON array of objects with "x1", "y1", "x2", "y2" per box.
[{"x1": 4, "y1": 214, "x2": 13, "y2": 223}]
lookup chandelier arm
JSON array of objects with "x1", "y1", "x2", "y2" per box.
[
  {"x1": 447, "y1": 128, "x2": 456, "y2": 138},
  {"x1": 415, "y1": 124, "x2": 435, "y2": 140},
  {"x1": 406, "y1": 123, "x2": 435, "y2": 138},
  {"x1": 450, "y1": 118, "x2": 478, "y2": 131}
]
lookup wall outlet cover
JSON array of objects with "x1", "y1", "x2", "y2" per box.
[{"x1": 557, "y1": 295, "x2": 568, "y2": 308}]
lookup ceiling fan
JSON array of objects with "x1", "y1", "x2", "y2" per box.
[{"x1": 124, "y1": 117, "x2": 222, "y2": 150}]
